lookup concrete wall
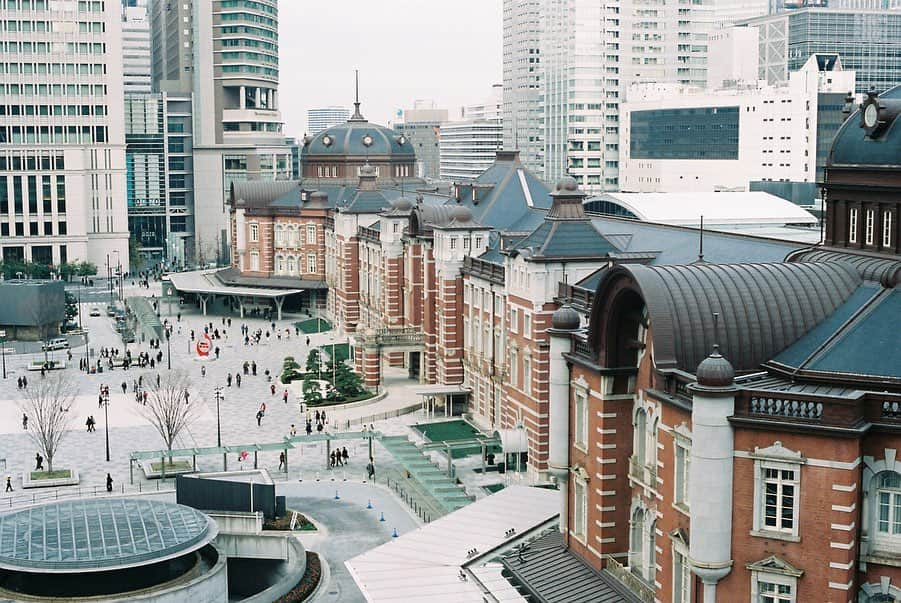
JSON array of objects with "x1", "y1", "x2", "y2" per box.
[{"x1": 215, "y1": 532, "x2": 291, "y2": 561}]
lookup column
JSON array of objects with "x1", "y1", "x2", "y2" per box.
[{"x1": 548, "y1": 311, "x2": 576, "y2": 533}]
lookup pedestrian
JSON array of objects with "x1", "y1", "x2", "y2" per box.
[
  {"x1": 283, "y1": 389, "x2": 289, "y2": 404},
  {"x1": 106, "y1": 473, "x2": 113, "y2": 493},
  {"x1": 366, "y1": 459, "x2": 375, "y2": 480},
  {"x1": 143, "y1": 391, "x2": 148, "y2": 404},
  {"x1": 86, "y1": 417, "x2": 92, "y2": 432},
  {"x1": 252, "y1": 361, "x2": 257, "y2": 376},
  {"x1": 21, "y1": 376, "x2": 26, "y2": 388},
  {"x1": 278, "y1": 452, "x2": 285, "y2": 470},
  {"x1": 243, "y1": 361, "x2": 249, "y2": 375},
  {"x1": 316, "y1": 421, "x2": 323, "y2": 433},
  {"x1": 256, "y1": 410, "x2": 263, "y2": 427},
  {"x1": 315, "y1": 410, "x2": 321, "y2": 424},
  {"x1": 306, "y1": 421, "x2": 312, "y2": 436},
  {"x1": 335, "y1": 451, "x2": 343, "y2": 467},
  {"x1": 40, "y1": 366, "x2": 45, "y2": 378},
  {"x1": 215, "y1": 347, "x2": 220, "y2": 359},
  {"x1": 322, "y1": 410, "x2": 327, "y2": 425},
  {"x1": 22, "y1": 413, "x2": 27, "y2": 430},
  {"x1": 342, "y1": 447, "x2": 349, "y2": 464},
  {"x1": 236, "y1": 374, "x2": 241, "y2": 387},
  {"x1": 306, "y1": 336, "x2": 310, "y2": 346},
  {"x1": 5, "y1": 476, "x2": 12, "y2": 492},
  {"x1": 201, "y1": 365, "x2": 206, "y2": 378},
  {"x1": 227, "y1": 373, "x2": 232, "y2": 387},
  {"x1": 157, "y1": 373, "x2": 161, "y2": 387},
  {"x1": 177, "y1": 312, "x2": 181, "y2": 322},
  {"x1": 329, "y1": 451, "x2": 335, "y2": 467},
  {"x1": 290, "y1": 424, "x2": 297, "y2": 437},
  {"x1": 35, "y1": 453, "x2": 43, "y2": 471},
  {"x1": 270, "y1": 383, "x2": 276, "y2": 396}
]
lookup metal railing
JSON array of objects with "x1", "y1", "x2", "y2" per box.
[
  {"x1": 606, "y1": 557, "x2": 655, "y2": 603},
  {"x1": 343, "y1": 403, "x2": 422, "y2": 430},
  {"x1": 377, "y1": 327, "x2": 424, "y2": 347},
  {"x1": 0, "y1": 481, "x2": 175, "y2": 510}
]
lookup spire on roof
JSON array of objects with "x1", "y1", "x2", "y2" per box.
[{"x1": 349, "y1": 69, "x2": 366, "y2": 122}]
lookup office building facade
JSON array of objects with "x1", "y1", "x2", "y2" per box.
[
  {"x1": 307, "y1": 107, "x2": 350, "y2": 136},
  {"x1": 440, "y1": 86, "x2": 504, "y2": 182},
  {"x1": 121, "y1": 0, "x2": 152, "y2": 93},
  {"x1": 619, "y1": 54, "x2": 855, "y2": 200},
  {"x1": 393, "y1": 101, "x2": 447, "y2": 180},
  {"x1": 502, "y1": 0, "x2": 543, "y2": 176},
  {"x1": 742, "y1": 7, "x2": 901, "y2": 94},
  {"x1": 0, "y1": 0, "x2": 130, "y2": 270}
]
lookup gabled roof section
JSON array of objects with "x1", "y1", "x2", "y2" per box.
[{"x1": 510, "y1": 220, "x2": 621, "y2": 260}]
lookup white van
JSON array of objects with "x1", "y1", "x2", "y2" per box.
[{"x1": 42, "y1": 338, "x2": 69, "y2": 351}]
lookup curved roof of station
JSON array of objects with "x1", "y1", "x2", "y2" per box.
[{"x1": 0, "y1": 498, "x2": 217, "y2": 573}]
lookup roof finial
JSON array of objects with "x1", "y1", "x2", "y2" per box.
[
  {"x1": 698, "y1": 215, "x2": 705, "y2": 262},
  {"x1": 350, "y1": 69, "x2": 366, "y2": 122}
]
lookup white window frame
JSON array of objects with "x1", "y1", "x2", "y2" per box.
[
  {"x1": 249, "y1": 222, "x2": 259, "y2": 242},
  {"x1": 573, "y1": 477, "x2": 587, "y2": 541},
  {"x1": 672, "y1": 541, "x2": 691, "y2": 603},
  {"x1": 884, "y1": 211, "x2": 894, "y2": 248},
  {"x1": 523, "y1": 312, "x2": 532, "y2": 337},
  {"x1": 874, "y1": 471, "x2": 901, "y2": 551},
  {"x1": 275, "y1": 255, "x2": 284, "y2": 274},
  {"x1": 522, "y1": 355, "x2": 531, "y2": 395},
  {"x1": 306, "y1": 224, "x2": 316, "y2": 244},
  {"x1": 287, "y1": 256, "x2": 296, "y2": 274},
  {"x1": 574, "y1": 388, "x2": 588, "y2": 451},
  {"x1": 751, "y1": 572, "x2": 796, "y2": 603},
  {"x1": 510, "y1": 348, "x2": 518, "y2": 386},
  {"x1": 673, "y1": 434, "x2": 691, "y2": 512},
  {"x1": 751, "y1": 444, "x2": 804, "y2": 541},
  {"x1": 249, "y1": 251, "x2": 260, "y2": 271},
  {"x1": 510, "y1": 307, "x2": 518, "y2": 333},
  {"x1": 849, "y1": 208, "x2": 858, "y2": 243},
  {"x1": 307, "y1": 253, "x2": 316, "y2": 273},
  {"x1": 866, "y1": 209, "x2": 875, "y2": 245}
]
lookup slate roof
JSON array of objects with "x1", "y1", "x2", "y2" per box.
[
  {"x1": 509, "y1": 220, "x2": 620, "y2": 260},
  {"x1": 500, "y1": 531, "x2": 640, "y2": 603},
  {"x1": 592, "y1": 261, "x2": 863, "y2": 373},
  {"x1": 231, "y1": 180, "x2": 299, "y2": 208},
  {"x1": 769, "y1": 286, "x2": 901, "y2": 383},
  {"x1": 829, "y1": 84, "x2": 901, "y2": 167},
  {"x1": 787, "y1": 247, "x2": 901, "y2": 286},
  {"x1": 302, "y1": 119, "x2": 414, "y2": 158}
]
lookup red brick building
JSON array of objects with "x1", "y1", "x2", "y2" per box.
[{"x1": 534, "y1": 86, "x2": 901, "y2": 603}]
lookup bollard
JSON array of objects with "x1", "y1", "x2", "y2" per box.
[
  {"x1": 379, "y1": 512, "x2": 385, "y2": 522},
  {"x1": 334, "y1": 490, "x2": 340, "y2": 500},
  {"x1": 367, "y1": 499, "x2": 372, "y2": 509},
  {"x1": 392, "y1": 527, "x2": 398, "y2": 538}
]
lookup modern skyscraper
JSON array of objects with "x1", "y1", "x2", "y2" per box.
[
  {"x1": 148, "y1": 0, "x2": 291, "y2": 265},
  {"x1": 393, "y1": 101, "x2": 448, "y2": 180},
  {"x1": 740, "y1": 7, "x2": 901, "y2": 95},
  {"x1": 121, "y1": 0, "x2": 152, "y2": 93},
  {"x1": 502, "y1": 0, "x2": 543, "y2": 176},
  {"x1": 440, "y1": 86, "x2": 504, "y2": 181},
  {"x1": 504, "y1": 0, "x2": 770, "y2": 191},
  {"x1": 0, "y1": 0, "x2": 130, "y2": 270},
  {"x1": 307, "y1": 107, "x2": 351, "y2": 136}
]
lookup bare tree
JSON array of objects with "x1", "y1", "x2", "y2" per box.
[
  {"x1": 137, "y1": 370, "x2": 202, "y2": 476},
  {"x1": 20, "y1": 375, "x2": 78, "y2": 473}
]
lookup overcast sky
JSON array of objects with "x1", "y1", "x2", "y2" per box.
[{"x1": 277, "y1": 1, "x2": 502, "y2": 137}]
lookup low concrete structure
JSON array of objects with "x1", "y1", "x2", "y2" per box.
[{"x1": 0, "y1": 280, "x2": 65, "y2": 341}]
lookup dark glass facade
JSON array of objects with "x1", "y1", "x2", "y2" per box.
[{"x1": 629, "y1": 107, "x2": 740, "y2": 160}]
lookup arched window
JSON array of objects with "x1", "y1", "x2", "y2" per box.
[
  {"x1": 876, "y1": 472, "x2": 901, "y2": 541},
  {"x1": 275, "y1": 255, "x2": 285, "y2": 274},
  {"x1": 634, "y1": 408, "x2": 647, "y2": 466},
  {"x1": 630, "y1": 508, "x2": 645, "y2": 574},
  {"x1": 287, "y1": 256, "x2": 296, "y2": 274},
  {"x1": 647, "y1": 519, "x2": 657, "y2": 584}
]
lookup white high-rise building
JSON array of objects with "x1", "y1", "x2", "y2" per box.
[
  {"x1": 505, "y1": 0, "x2": 770, "y2": 192},
  {"x1": 440, "y1": 86, "x2": 504, "y2": 181},
  {"x1": 0, "y1": 0, "x2": 130, "y2": 270},
  {"x1": 502, "y1": 0, "x2": 544, "y2": 176},
  {"x1": 307, "y1": 107, "x2": 351, "y2": 136},
  {"x1": 121, "y1": 0, "x2": 152, "y2": 93}
]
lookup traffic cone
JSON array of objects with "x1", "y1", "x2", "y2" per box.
[
  {"x1": 367, "y1": 499, "x2": 373, "y2": 509},
  {"x1": 379, "y1": 512, "x2": 385, "y2": 522},
  {"x1": 334, "y1": 490, "x2": 340, "y2": 500},
  {"x1": 392, "y1": 527, "x2": 398, "y2": 538}
]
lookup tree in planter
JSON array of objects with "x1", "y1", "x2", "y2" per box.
[
  {"x1": 302, "y1": 375, "x2": 323, "y2": 405},
  {"x1": 137, "y1": 370, "x2": 202, "y2": 479},
  {"x1": 305, "y1": 348, "x2": 322, "y2": 376},
  {"x1": 281, "y1": 356, "x2": 301, "y2": 383},
  {"x1": 64, "y1": 292, "x2": 78, "y2": 327},
  {"x1": 20, "y1": 375, "x2": 77, "y2": 474},
  {"x1": 330, "y1": 359, "x2": 365, "y2": 399},
  {"x1": 75, "y1": 261, "x2": 98, "y2": 278}
]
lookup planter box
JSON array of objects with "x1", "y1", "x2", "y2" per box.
[
  {"x1": 27, "y1": 361, "x2": 66, "y2": 371},
  {"x1": 140, "y1": 459, "x2": 195, "y2": 479},
  {"x1": 22, "y1": 468, "x2": 80, "y2": 489}
]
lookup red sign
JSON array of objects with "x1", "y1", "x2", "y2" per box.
[{"x1": 196, "y1": 332, "x2": 212, "y2": 357}]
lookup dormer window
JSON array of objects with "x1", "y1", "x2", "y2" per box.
[
  {"x1": 884, "y1": 211, "x2": 894, "y2": 248},
  {"x1": 849, "y1": 208, "x2": 858, "y2": 244},
  {"x1": 865, "y1": 210, "x2": 875, "y2": 245},
  {"x1": 449, "y1": 237, "x2": 457, "y2": 251}
]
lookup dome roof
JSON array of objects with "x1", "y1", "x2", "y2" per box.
[
  {"x1": 551, "y1": 305, "x2": 580, "y2": 331},
  {"x1": 554, "y1": 176, "x2": 579, "y2": 193},
  {"x1": 303, "y1": 120, "x2": 415, "y2": 158},
  {"x1": 391, "y1": 197, "x2": 413, "y2": 211},
  {"x1": 696, "y1": 345, "x2": 735, "y2": 388},
  {"x1": 829, "y1": 85, "x2": 901, "y2": 168},
  {"x1": 451, "y1": 206, "x2": 473, "y2": 222}
]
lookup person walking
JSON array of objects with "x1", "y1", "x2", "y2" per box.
[
  {"x1": 243, "y1": 361, "x2": 249, "y2": 375},
  {"x1": 106, "y1": 473, "x2": 113, "y2": 493},
  {"x1": 35, "y1": 453, "x2": 43, "y2": 471},
  {"x1": 329, "y1": 451, "x2": 335, "y2": 468},
  {"x1": 270, "y1": 383, "x2": 276, "y2": 396},
  {"x1": 315, "y1": 410, "x2": 320, "y2": 425},
  {"x1": 86, "y1": 417, "x2": 92, "y2": 432},
  {"x1": 305, "y1": 421, "x2": 312, "y2": 436},
  {"x1": 227, "y1": 373, "x2": 232, "y2": 387},
  {"x1": 282, "y1": 389, "x2": 289, "y2": 404},
  {"x1": 256, "y1": 410, "x2": 263, "y2": 427},
  {"x1": 316, "y1": 421, "x2": 323, "y2": 434},
  {"x1": 201, "y1": 365, "x2": 206, "y2": 378},
  {"x1": 21, "y1": 376, "x2": 27, "y2": 388},
  {"x1": 321, "y1": 410, "x2": 327, "y2": 425},
  {"x1": 235, "y1": 374, "x2": 241, "y2": 387},
  {"x1": 278, "y1": 452, "x2": 286, "y2": 471},
  {"x1": 21, "y1": 413, "x2": 27, "y2": 430},
  {"x1": 366, "y1": 459, "x2": 376, "y2": 480},
  {"x1": 252, "y1": 361, "x2": 257, "y2": 376},
  {"x1": 341, "y1": 447, "x2": 349, "y2": 465},
  {"x1": 290, "y1": 424, "x2": 297, "y2": 437},
  {"x1": 5, "y1": 476, "x2": 12, "y2": 492}
]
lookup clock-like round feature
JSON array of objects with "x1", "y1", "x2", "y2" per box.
[
  {"x1": 362, "y1": 134, "x2": 373, "y2": 147},
  {"x1": 864, "y1": 103, "x2": 878, "y2": 129},
  {"x1": 322, "y1": 134, "x2": 333, "y2": 147}
]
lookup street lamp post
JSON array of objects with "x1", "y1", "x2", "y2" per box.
[
  {"x1": 0, "y1": 330, "x2": 7, "y2": 379},
  {"x1": 213, "y1": 387, "x2": 223, "y2": 447},
  {"x1": 103, "y1": 390, "x2": 110, "y2": 462},
  {"x1": 165, "y1": 327, "x2": 171, "y2": 370},
  {"x1": 106, "y1": 254, "x2": 113, "y2": 304}
]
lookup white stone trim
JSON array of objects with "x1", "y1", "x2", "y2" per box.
[
  {"x1": 828, "y1": 580, "x2": 853, "y2": 591},
  {"x1": 831, "y1": 522, "x2": 855, "y2": 531},
  {"x1": 829, "y1": 560, "x2": 855, "y2": 570},
  {"x1": 832, "y1": 503, "x2": 856, "y2": 513},
  {"x1": 830, "y1": 540, "x2": 855, "y2": 550},
  {"x1": 832, "y1": 483, "x2": 857, "y2": 492}
]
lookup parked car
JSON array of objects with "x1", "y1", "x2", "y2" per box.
[
  {"x1": 41, "y1": 337, "x2": 69, "y2": 351},
  {"x1": 106, "y1": 305, "x2": 118, "y2": 317},
  {"x1": 89, "y1": 308, "x2": 102, "y2": 317}
]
